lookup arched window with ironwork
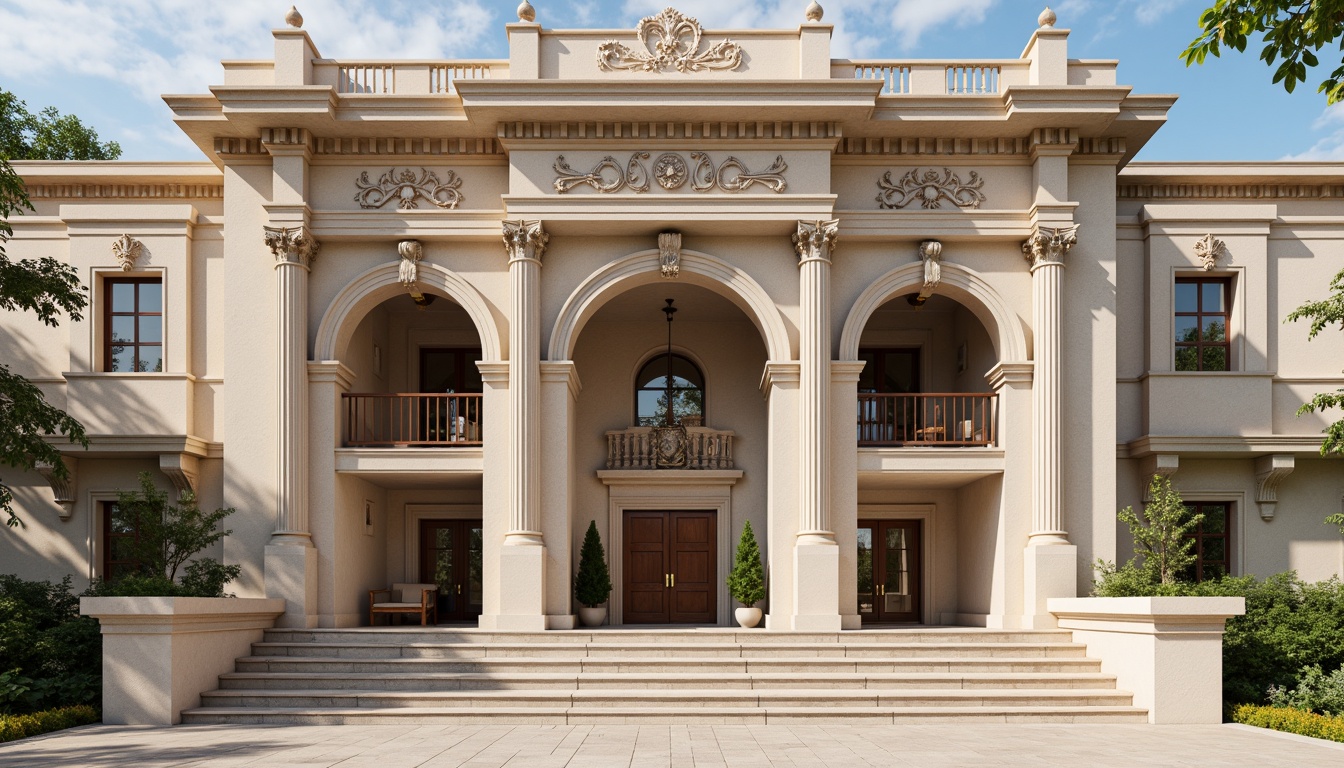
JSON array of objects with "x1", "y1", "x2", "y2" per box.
[{"x1": 635, "y1": 353, "x2": 705, "y2": 427}]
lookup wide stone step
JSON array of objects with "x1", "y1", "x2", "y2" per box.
[
  {"x1": 217, "y1": 670, "x2": 1118, "y2": 692},
  {"x1": 248, "y1": 641, "x2": 1089, "y2": 660},
  {"x1": 234, "y1": 656, "x2": 1103, "y2": 675},
  {"x1": 261, "y1": 629, "x2": 1076, "y2": 646},
  {"x1": 199, "y1": 688, "x2": 1135, "y2": 710},
  {"x1": 181, "y1": 704, "x2": 1150, "y2": 725}
]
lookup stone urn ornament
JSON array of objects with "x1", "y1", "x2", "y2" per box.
[{"x1": 726, "y1": 520, "x2": 765, "y2": 628}]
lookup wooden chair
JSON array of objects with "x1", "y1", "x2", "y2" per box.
[{"x1": 369, "y1": 582, "x2": 438, "y2": 626}]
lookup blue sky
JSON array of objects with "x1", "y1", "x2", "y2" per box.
[{"x1": 1, "y1": 0, "x2": 1341, "y2": 163}]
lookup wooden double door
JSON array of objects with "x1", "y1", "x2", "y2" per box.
[
  {"x1": 623, "y1": 510, "x2": 717, "y2": 624},
  {"x1": 857, "y1": 520, "x2": 922, "y2": 623},
  {"x1": 418, "y1": 519, "x2": 483, "y2": 623}
]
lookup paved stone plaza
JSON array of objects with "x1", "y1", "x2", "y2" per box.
[{"x1": 1, "y1": 723, "x2": 1342, "y2": 767}]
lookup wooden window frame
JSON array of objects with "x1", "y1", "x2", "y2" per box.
[
  {"x1": 101, "y1": 501, "x2": 141, "y2": 581},
  {"x1": 104, "y1": 277, "x2": 163, "y2": 373},
  {"x1": 1174, "y1": 277, "x2": 1231, "y2": 372},
  {"x1": 1184, "y1": 501, "x2": 1232, "y2": 582}
]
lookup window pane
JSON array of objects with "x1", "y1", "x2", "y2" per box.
[
  {"x1": 1203, "y1": 506, "x2": 1228, "y2": 533},
  {"x1": 1202, "y1": 318, "x2": 1226, "y2": 342},
  {"x1": 111, "y1": 316, "x2": 136, "y2": 343},
  {"x1": 139, "y1": 315, "x2": 163, "y2": 344},
  {"x1": 1203, "y1": 537, "x2": 1226, "y2": 563},
  {"x1": 637, "y1": 390, "x2": 664, "y2": 426},
  {"x1": 1175, "y1": 282, "x2": 1198, "y2": 313},
  {"x1": 109, "y1": 507, "x2": 134, "y2": 534},
  {"x1": 1202, "y1": 346, "x2": 1227, "y2": 372},
  {"x1": 111, "y1": 346, "x2": 135, "y2": 372},
  {"x1": 138, "y1": 346, "x2": 163, "y2": 373},
  {"x1": 1175, "y1": 346, "x2": 1199, "y2": 371},
  {"x1": 1201, "y1": 282, "x2": 1224, "y2": 312},
  {"x1": 1174, "y1": 317, "x2": 1199, "y2": 343},
  {"x1": 140, "y1": 281, "x2": 163, "y2": 312},
  {"x1": 111, "y1": 282, "x2": 136, "y2": 312}
]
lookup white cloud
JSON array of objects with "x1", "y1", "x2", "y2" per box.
[
  {"x1": 1281, "y1": 103, "x2": 1344, "y2": 161},
  {"x1": 890, "y1": 0, "x2": 996, "y2": 50},
  {"x1": 1134, "y1": 0, "x2": 1188, "y2": 25}
]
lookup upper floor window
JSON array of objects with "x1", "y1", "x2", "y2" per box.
[
  {"x1": 419, "y1": 347, "x2": 483, "y2": 393},
  {"x1": 858, "y1": 348, "x2": 921, "y2": 394},
  {"x1": 102, "y1": 502, "x2": 142, "y2": 581},
  {"x1": 105, "y1": 278, "x2": 163, "y2": 372},
  {"x1": 1174, "y1": 278, "x2": 1229, "y2": 372},
  {"x1": 1182, "y1": 501, "x2": 1231, "y2": 581},
  {"x1": 636, "y1": 354, "x2": 704, "y2": 427}
]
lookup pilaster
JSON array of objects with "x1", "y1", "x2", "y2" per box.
[{"x1": 540, "y1": 361, "x2": 583, "y2": 629}]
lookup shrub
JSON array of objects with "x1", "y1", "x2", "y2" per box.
[
  {"x1": 574, "y1": 521, "x2": 612, "y2": 608},
  {"x1": 726, "y1": 520, "x2": 765, "y2": 607},
  {"x1": 0, "y1": 705, "x2": 99, "y2": 743},
  {"x1": 1233, "y1": 704, "x2": 1344, "y2": 744},
  {"x1": 0, "y1": 576, "x2": 100, "y2": 715},
  {"x1": 113, "y1": 472, "x2": 240, "y2": 591},
  {"x1": 1094, "y1": 475, "x2": 1201, "y2": 590},
  {"x1": 1269, "y1": 665, "x2": 1344, "y2": 716}
]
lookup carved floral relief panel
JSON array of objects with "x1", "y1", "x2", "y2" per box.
[
  {"x1": 305, "y1": 165, "x2": 508, "y2": 210},
  {"x1": 830, "y1": 165, "x2": 1031, "y2": 210}
]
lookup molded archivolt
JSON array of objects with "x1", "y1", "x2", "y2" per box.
[
  {"x1": 839, "y1": 261, "x2": 1030, "y2": 363},
  {"x1": 315, "y1": 261, "x2": 504, "y2": 361},
  {"x1": 548, "y1": 248, "x2": 793, "y2": 362}
]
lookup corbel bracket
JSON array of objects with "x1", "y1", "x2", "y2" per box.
[
  {"x1": 1254, "y1": 454, "x2": 1294, "y2": 521},
  {"x1": 34, "y1": 457, "x2": 78, "y2": 521},
  {"x1": 160, "y1": 453, "x2": 200, "y2": 499},
  {"x1": 1140, "y1": 454, "x2": 1179, "y2": 502}
]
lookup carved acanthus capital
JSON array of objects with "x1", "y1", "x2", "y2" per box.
[
  {"x1": 793, "y1": 220, "x2": 839, "y2": 265},
  {"x1": 659, "y1": 232, "x2": 682, "y2": 279},
  {"x1": 918, "y1": 240, "x2": 943, "y2": 300},
  {"x1": 111, "y1": 234, "x2": 143, "y2": 271},
  {"x1": 264, "y1": 225, "x2": 319, "y2": 268},
  {"x1": 1022, "y1": 224, "x2": 1078, "y2": 271},
  {"x1": 398, "y1": 240, "x2": 424, "y2": 287},
  {"x1": 1195, "y1": 234, "x2": 1227, "y2": 271},
  {"x1": 502, "y1": 220, "x2": 548, "y2": 265}
]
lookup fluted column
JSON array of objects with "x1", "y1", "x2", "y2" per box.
[
  {"x1": 502, "y1": 220, "x2": 547, "y2": 544},
  {"x1": 264, "y1": 225, "x2": 319, "y2": 545},
  {"x1": 1022, "y1": 224, "x2": 1076, "y2": 545}
]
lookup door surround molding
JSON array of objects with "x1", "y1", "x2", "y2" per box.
[
  {"x1": 599, "y1": 471, "x2": 741, "y2": 626},
  {"x1": 403, "y1": 503, "x2": 482, "y2": 584},
  {"x1": 858, "y1": 504, "x2": 937, "y2": 625}
]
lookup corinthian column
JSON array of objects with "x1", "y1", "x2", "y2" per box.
[
  {"x1": 264, "y1": 225, "x2": 319, "y2": 544},
  {"x1": 790, "y1": 219, "x2": 842, "y2": 631}
]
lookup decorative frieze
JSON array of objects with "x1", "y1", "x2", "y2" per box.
[
  {"x1": 24, "y1": 184, "x2": 224, "y2": 200},
  {"x1": 1194, "y1": 234, "x2": 1227, "y2": 271},
  {"x1": 597, "y1": 8, "x2": 743, "y2": 73},
  {"x1": 355, "y1": 168, "x2": 464, "y2": 210},
  {"x1": 315, "y1": 137, "x2": 503, "y2": 156},
  {"x1": 111, "y1": 235, "x2": 144, "y2": 271},
  {"x1": 659, "y1": 232, "x2": 682, "y2": 278},
  {"x1": 877, "y1": 168, "x2": 986, "y2": 210},
  {"x1": 1022, "y1": 224, "x2": 1078, "y2": 271},
  {"x1": 1117, "y1": 183, "x2": 1344, "y2": 200},
  {"x1": 499, "y1": 121, "x2": 839, "y2": 141},
  {"x1": 837, "y1": 137, "x2": 1028, "y2": 156},
  {"x1": 553, "y1": 152, "x2": 787, "y2": 194},
  {"x1": 263, "y1": 225, "x2": 319, "y2": 268}
]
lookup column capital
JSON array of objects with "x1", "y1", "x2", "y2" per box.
[
  {"x1": 264, "y1": 225, "x2": 319, "y2": 268},
  {"x1": 793, "y1": 219, "x2": 839, "y2": 265},
  {"x1": 503, "y1": 220, "x2": 548, "y2": 265},
  {"x1": 1022, "y1": 223, "x2": 1078, "y2": 272}
]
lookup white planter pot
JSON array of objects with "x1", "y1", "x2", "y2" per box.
[
  {"x1": 734, "y1": 606, "x2": 762, "y2": 628},
  {"x1": 578, "y1": 605, "x2": 607, "y2": 627}
]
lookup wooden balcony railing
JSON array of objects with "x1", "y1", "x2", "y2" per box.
[
  {"x1": 606, "y1": 426, "x2": 735, "y2": 470},
  {"x1": 857, "y1": 393, "x2": 996, "y2": 447},
  {"x1": 342, "y1": 393, "x2": 482, "y2": 447}
]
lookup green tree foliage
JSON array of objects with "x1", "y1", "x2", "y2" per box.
[
  {"x1": 0, "y1": 576, "x2": 100, "y2": 714},
  {"x1": 726, "y1": 520, "x2": 765, "y2": 607},
  {"x1": 1096, "y1": 475, "x2": 1203, "y2": 588},
  {"x1": 574, "y1": 520, "x2": 612, "y2": 607},
  {"x1": 1286, "y1": 266, "x2": 1344, "y2": 457},
  {"x1": 0, "y1": 90, "x2": 121, "y2": 161},
  {"x1": 1269, "y1": 663, "x2": 1344, "y2": 715},
  {"x1": 1182, "y1": 1, "x2": 1344, "y2": 103}
]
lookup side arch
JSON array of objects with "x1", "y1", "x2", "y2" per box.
[
  {"x1": 838, "y1": 261, "x2": 1030, "y2": 362},
  {"x1": 547, "y1": 249, "x2": 792, "y2": 362},
  {"x1": 314, "y1": 261, "x2": 504, "y2": 362}
]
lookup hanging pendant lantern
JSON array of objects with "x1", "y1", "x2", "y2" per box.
[{"x1": 653, "y1": 298, "x2": 688, "y2": 468}]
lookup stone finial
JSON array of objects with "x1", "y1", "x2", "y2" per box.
[
  {"x1": 806, "y1": 1, "x2": 824, "y2": 22},
  {"x1": 517, "y1": 1, "x2": 536, "y2": 22},
  {"x1": 284, "y1": 5, "x2": 303, "y2": 28},
  {"x1": 1038, "y1": 6, "x2": 1056, "y2": 28}
]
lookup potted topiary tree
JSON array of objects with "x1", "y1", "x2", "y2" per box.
[
  {"x1": 726, "y1": 520, "x2": 765, "y2": 628},
  {"x1": 574, "y1": 520, "x2": 612, "y2": 626}
]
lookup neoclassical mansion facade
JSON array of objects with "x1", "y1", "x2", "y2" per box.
[{"x1": 3, "y1": 6, "x2": 1342, "y2": 633}]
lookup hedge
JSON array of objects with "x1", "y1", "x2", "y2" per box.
[
  {"x1": 1233, "y1": 704, "x2": 1344, "y2": 744},
  {"x1": 0, "y1": 705, "x2": 99, "y2": 743}
]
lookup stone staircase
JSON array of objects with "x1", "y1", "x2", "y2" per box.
[{"x1": 181, "y1": 627, "x2": 1147, "y2": 724}]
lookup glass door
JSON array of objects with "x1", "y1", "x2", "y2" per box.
[
  {"x1": 856, "y1": 519, "x2": 922, "y2": 623},
  {"x1": 419, "y1": 519, "x2": 483, "y2": 622}
]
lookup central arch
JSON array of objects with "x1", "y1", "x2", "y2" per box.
[{"x1": 548, "y1": 248, "x2": 793, "y2": 362}]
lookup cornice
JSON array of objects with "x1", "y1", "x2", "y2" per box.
[
  {"x1": 24, "y1": 184, "x2": 224, "y2": 200},
  {"x1": 1118, "y1": 183, "x2": 1344, "y2": 201},
  {"x1": 498, "y1": 121, "x2": 841, "y2": 142}
]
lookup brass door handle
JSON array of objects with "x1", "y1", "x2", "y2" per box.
[
  {"x1": 670, "y1": 573, "x2": 675, "y2": 588},
  {"x1": 456, "y1": 584, "x2": 461, "y2": 596},
  {"x1": 665, "y1": 573, "x2": 670, "y2": 588},
  {"x1": 877, "y1": 585, "x2": 885, "y2": 596}
]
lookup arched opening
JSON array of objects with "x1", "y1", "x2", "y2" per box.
[{"x1": 634, "y1": 353, "x2": 705, "y2": 427}]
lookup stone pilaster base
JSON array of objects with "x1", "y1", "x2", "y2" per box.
[
  {"x1": 264, "y1": 544, "x2": 318, "y2": 629},
  {"x1": 480, "y1": 543, "x2": 548, "y2": 631},
  {"x1": 791, "y1": 540, "x2": 841, "y2": 631},
  {"x1": 1023, "y1": 543, "x2": 1077, "y2": 629}
]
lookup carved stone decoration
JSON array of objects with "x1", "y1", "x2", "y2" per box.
[
  {"x1": 111, "y1": 234, "x2": 143, "y2": 271},
  {"x1": 654, "y1": 152, "x2": 689, "y2": 189},
  {"x1": 659, "y1": 232, "x2": 682, "y2": 278},
  {"x1": 1022, "y1": 224, "x2": 1079, "y2": 270},
  {"x1": 877, "y1": 167, "x2": 986, "y2": 209},
  {"x1": 1039, "y1": 6, "x2": 1057, "y2": 28},
  {"x1": 1195, "y1": 234, "x2": 1227, "y2": 271},
  {"x1": 793, "y1": 219, "x2": 840, "y2": 264},
  {"x1": 553, "y1": 152, "x2": 787, "y2": 194},
  {"x1": 596, "y1": 8, "x2": 743, "y2": 73},
  {"x1": 918, "y1": 240, "x2": 943, "y2": 301},
  {"x1": 1255, "y1": 454, "x2": 1295, "y2": 521},
  {"x1": 398, "y1": 240, "x2": 423, "y2": 287},
  {"x1": 517, "y1": 0, "x2": 535, "y2": 22},
  {"x1": 159, "y1": 453, "x2": 199, "y2": 499},
  {"x1": 354, "y1": 168, "x2": 464, "y2": 210},
  {"x1": 34, "y1": 458, "x2": 76, "y2": 521},
  {"x1": 502, "y1": 220, "x2": 549, "y2": 264},
  {"x1": 652, "y1": 425, "x2": 689, "y2": 468},
  {"x1": 263, "y1": 225, "x2": 320, "y2": 267}
]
